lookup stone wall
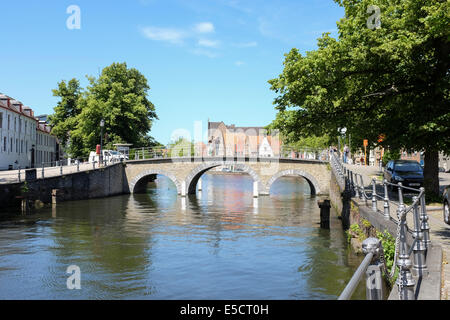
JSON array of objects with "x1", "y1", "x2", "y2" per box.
[{"x1": 0, "y1": 163, "x2": 126, "y2": 215}]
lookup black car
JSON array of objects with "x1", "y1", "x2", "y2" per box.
[
  {"x1": 443, "y1": 186, "x2": 449, "y2": 225},
  {"x1": 384, "y1": 160, "x2": 424, "y2": 189}
]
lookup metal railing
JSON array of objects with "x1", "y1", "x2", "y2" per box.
[
  {"x1": 127, "y1": 146, "x2": 330, "y2": 161},
  {"x1": 0, "y1": 157, "x2": 124, "y2": 184},
  {"x1": 331, "y1": 151, "x2": 431, "y2": 300}
]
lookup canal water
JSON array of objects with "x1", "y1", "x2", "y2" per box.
[{"x1": 0, "y1": 173, "x2": 365, "y2": 299}]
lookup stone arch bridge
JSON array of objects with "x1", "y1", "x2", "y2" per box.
[{"x1": 124, "y1": 157, "x2": 330, "y2": 196}]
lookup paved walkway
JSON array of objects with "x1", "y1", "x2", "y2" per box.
[
  {"x1": 344, "y1": 163, "x2": 450, "y2": 300},
  {"x1": 0, "y1": 162, "x2": 106, "y2": 184}
]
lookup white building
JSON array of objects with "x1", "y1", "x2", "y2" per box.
[
  {"x1": 0, "y1": 94, "x2": 37, "y2": 170},
  {"x1": 0, "y1": 93, "x2": 59, "y2": 170},
  {"x1": 36, "y1": 120, "x2": 58, "y2": 166}
]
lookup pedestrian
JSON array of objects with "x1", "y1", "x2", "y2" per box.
[{"x1": 343, "y1": 145, "x2": 349, "y2": 163}]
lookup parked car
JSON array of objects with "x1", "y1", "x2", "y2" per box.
[
  {"x1": 443, "y1": 186, "x2": 449, "y2": 225},
  {"x1": 384, "y1": 160, "x2": 424, "y2": 189},
  {"x1": 88, "y1": 150, "x2": 127, "y2": 163}
]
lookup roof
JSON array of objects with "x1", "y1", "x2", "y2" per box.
[{"x1": 0, "y1": 92, "x2": 36, "y2": 120}]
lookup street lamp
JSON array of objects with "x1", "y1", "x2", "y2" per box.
[{"x1": 100, "y1": 119, "x2": 105, "y2": 165}]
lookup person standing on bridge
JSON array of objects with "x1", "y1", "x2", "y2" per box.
[{"x1": 343, "y1": 145, "x2": 349, "y2": 164}]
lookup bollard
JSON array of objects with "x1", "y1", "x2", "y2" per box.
[
  {"x1": 383, "y1": 180, "x2": 390, "y2": 220},
  {"x1": 411, "y1": 196, "x2": 428, "y2": 277},
  {"x1": 317, "y1": 199, "x2": 331, "y2": 229},
  {"x1": 362, "y1": 238, "x2": 386, "y2": 300},
  {"x1": 371, "y1": 179, "x2": 377, "y2": 212},
  {"x1": 396, "y1": 199, "x2": 416, "y2": 300},
  {"x1": 42, "y1": 164, "x2": 45, "y2": 179},
  {"x1": 18, "y1": 167, "x2": 21, "y2": 182},
  {"x1": 60, "y1": 165, "x2": 63, "y2": 175}
]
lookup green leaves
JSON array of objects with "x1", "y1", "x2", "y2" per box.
[
  {"x1": 269, "y1": 0, "x2": 449, "y2": 195},
  {"x1": 50, "y1": 62, "x2": 159, "y2": 158}
]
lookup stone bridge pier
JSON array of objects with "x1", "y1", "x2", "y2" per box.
[{"x1": 124, "y1": 157, "x2": 330, "y2": 197}]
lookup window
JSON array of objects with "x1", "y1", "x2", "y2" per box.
[
  {"x1": 0, "y1": 112, "x2": 3, "y2": 128},
  {"x1": 16, "y1": 139, "x2": 18, "y2": 153},
  {"x1": 7, "y1": 115, "x2": 10, "y2": 130},
  {"x1": 3, "y1": 137, "x2": 6, "y2": 152},
  {"x1": 10, "y1": 137, "x2": 12, "y2": 152}
]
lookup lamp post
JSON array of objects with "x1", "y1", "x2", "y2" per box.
[{"x1": 100, "y1": 119, "x2": 105, "y2": 166}]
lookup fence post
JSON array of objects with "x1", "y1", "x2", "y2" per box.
[
  {"x1": 419, "y1": 188, "x2": 431, "y2": 249},
  {"x1": 352, "y1": 172, "x2": 356, "y2": 196},
  {"x1": 383, "y1": 180, "x2": 390, "y2": 220},
  {"x1": 396, "y1": 183, "x2": 415, "y2": 300},
  {"x1": 362, "y1": 238, "x2": 386, "y2": 300},
  {"x1": 359, "y1": 175, "x2": 367, "y2": 205},
  {"x1": 411, "y1": 196, "x2": 428, "y2": 277},
  {"x1": 371, "y1": 179, "x2": 377, "y2": 212}
]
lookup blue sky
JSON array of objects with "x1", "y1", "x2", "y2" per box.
[{"x1": 0, "y1": 0, "x2": 344, "y2": 145}]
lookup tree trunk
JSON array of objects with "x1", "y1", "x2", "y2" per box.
[{"x1": 423, "y1": 149, "x2": 440, "y2": 197}]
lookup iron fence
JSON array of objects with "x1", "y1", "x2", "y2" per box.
[{"x1": 331, "y1": 151, "x2": 431, "y2": 300}]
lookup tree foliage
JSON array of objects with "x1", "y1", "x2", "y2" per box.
[
  {"x1": 48, "y1": 79, "x2": 82, "y2": 153},
  {"x1": 50, "y1": 63, "x2": 159, "y2": 158},
  {"x1": 268, "y1": 0, "x2": 449, "y2": 195}
]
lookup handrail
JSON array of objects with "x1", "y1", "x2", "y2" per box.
[{"x1": 338, "y1": 252, "x2": 374, "y2": 300}]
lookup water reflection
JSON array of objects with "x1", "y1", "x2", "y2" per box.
[{"x1": 0, "y1": 172, "x2": 365, "y2": 299}]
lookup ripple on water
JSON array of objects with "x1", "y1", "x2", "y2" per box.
[{"x1": 0, "y1": 174, "x2": 365, "y2": 299}]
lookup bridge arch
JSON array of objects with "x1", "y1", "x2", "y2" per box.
[
  {"x1": 129, "y1": 169, "x2": 182, "y2": 194},
  {"x1": 185, "y1": 162, "x2": 263, "y2": 195},
  {"x1": 265, "y1": 169, "x2": 321, "y2": 195}
]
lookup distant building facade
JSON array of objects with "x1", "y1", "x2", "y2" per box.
[
  {"x1": 207, "y1": 120, "x2": 281, "y2": 157},
  {"x1": 0, "y1": 93, "x2": 59, "y2": 170}
]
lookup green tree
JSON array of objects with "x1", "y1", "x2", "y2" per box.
[
  {"x1": 167, "y1": 137, "x2": 194, "y2": 157},
  {"x1": 67, "y1": 62, "x2": 158, "y2": 157},
  {"x1": 268, "y1": 0, "x2": 449, "y2": 196},
  {"x1": 48, "y1": 79, "x2": 82, "y2": 154}
]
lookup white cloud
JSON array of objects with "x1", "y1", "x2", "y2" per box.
[
  {"x1": 198, "y1": 39, "x2": 220, "y2": 48},
  {"x1": 191, "y1": 48, "x2": 218, "y2": 58},
  {"x1": 140, "y1": 27, "x2": 186, "y2": 44},
  {"x1": 194, "y1": 22, "x2": 215, "y2": 34},
  {"x1": 235, "y1": 61, "x2": 245, "y2": 66},
  {"x1": 232, "y1": 41, "x2": 257, "y2": 48}
]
